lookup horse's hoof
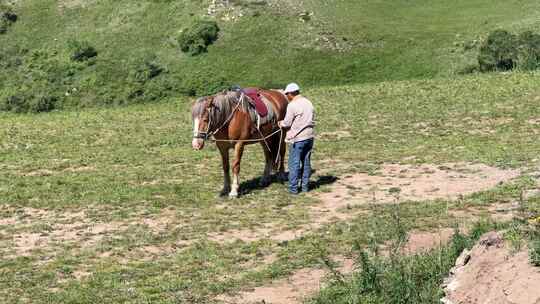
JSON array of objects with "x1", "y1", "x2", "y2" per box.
[
  {"x1": 219, "y1": 189, "x2": 231, "y2": 197},
  {"x1": 259, "y1": 178, "x2": 271, "y2": 187},
  {"x1": 229, "y1": 191, "x2": 238, "y2": 198}
]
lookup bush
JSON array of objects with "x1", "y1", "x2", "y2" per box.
[
  {"x1": 177, "y1": 19, "x2": 220, "y2": 56},
  {"x1": 517, "y1": 31, "x2": 540, "y2": 71},
  {"x1": 1, "y1": 89, "x2": 58, "y2": 113},
  {"x1": 478, "y1": 30, "x2": 518, "y2": 72},
  {"x1": 0, "y1": 4, "x2": 17, "y2": 34},
  {"x1": 68, "y1": 39, "x2": 98, "y2": 62}
]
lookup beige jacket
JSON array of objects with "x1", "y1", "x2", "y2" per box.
[{"x1": 279, "y1": 95, "x2": 315, "y2": 143}]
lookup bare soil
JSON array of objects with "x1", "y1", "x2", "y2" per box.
[
  {"x1": 218, "y1": 256, "x2": 355, "y2": 304},
  {"x1": 316, "y1": 163, "x2": 519, "y2": 205},
  {"x1": 209, "y1": 163, "x2": 518, "y2": 244},
  {"x1": 0, "y1": 206, "x2": 182, "y2": 258}
]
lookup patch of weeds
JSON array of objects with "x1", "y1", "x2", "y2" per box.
[
  {"x1": 68, "y1": 40, "x2": 98, "y2": 63},
  {"x1": 504, "y1": 220, "x2": 524, "y2": 252},
  {"x1": 311, "y1": 222, "x2": 494, "y2": 304},
  {"x1": 529, "y1": 239, "x2": 540, "y2": 266}
]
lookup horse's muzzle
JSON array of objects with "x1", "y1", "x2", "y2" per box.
[{"x1": 192, "y1": 138, "x2": 204, "y2": 150}]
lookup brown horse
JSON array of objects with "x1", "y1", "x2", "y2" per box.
[{"x1": 191, "y1": 88, "x2": 288, "y2": 197}]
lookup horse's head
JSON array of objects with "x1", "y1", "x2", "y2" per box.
[{"x1": 191, "y1": 96, "x2": 215, "y2": 150}]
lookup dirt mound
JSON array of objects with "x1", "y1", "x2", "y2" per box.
[{"x1": 442, "y1": 231, "x2": 540, "y2": 304}]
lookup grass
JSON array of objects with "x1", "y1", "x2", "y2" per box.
[{"x1": 2, "y1": 71, "x2": 540, "y2": 302}]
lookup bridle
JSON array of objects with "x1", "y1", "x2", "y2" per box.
[{"x1": 193, "y1": 107, "x2": 213, "y2": 141}]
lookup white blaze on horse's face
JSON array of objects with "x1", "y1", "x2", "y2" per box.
[{"x1": 192, "y1": 118, "x2": 205, "y2": 150}]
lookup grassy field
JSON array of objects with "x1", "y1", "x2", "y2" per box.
[
  {"x1": 2, "y1": 71, "x2": 540, "y2": 303},
  {"x1": 2, "y1": 0, "x2": 540, "y2": 110},
  {"x1": 3, "y1": 0, "x2": 540, "y2": 302}
]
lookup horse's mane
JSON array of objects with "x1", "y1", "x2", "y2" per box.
[
  {"x1": 192, "y1": 91, "x2": 250, "y2": 126},
  {"x1": 191, "y1": 96, "x2": 208, "y2": 119}
]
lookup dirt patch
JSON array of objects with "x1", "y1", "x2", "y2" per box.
[
  {"x1": 9, "y1": 221, "x2": 127, "y2": 256},
  {"x1": 210, "y1": 163, "x2": 517, "y2": 245},
  {"x1": 404, "y1": 228, "x2": 455, "y2": 254},
  {"x1": 218, "y1": 256, "x2": 355, "y2": 304},
  {"x1": 0, "y1": 206, "x2": 184, "y2": 258},
  {"x1": 23, "y1": 169, "x2": 56, "y2": 177},
  {"x1": 63, "y1": 166, "x2": 95, "y2": 173},
  {"x1": 527, "y1": 118, "x2": 540, "y2": 125},
  {"x1": 318, "y1": 130, "x2": 352, "y2": 141},
  {"x1": 317, "y1": 163, "x2": 519, "y2": 205},
  {"x1": 58, "y1": 0, "x2": 97, "y2": 9},
  {"x1": 442, "y1": 231, "x2": 540, "y2": 304}
]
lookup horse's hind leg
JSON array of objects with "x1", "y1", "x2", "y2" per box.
[
  {"x1": 218, "y1": 143, "x2": 231, "y2": 197},
  {"x1": 277, "y1": 135, "x2": 287, "y2": 182},
  {"x1": 230, "y1": 142, "x2": 245, "y2": 198},
  {"x1": 260, "y1": 142, "x2": 272, "y2": 187}
]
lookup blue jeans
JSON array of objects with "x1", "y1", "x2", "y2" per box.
[{"x1": 288, "y1": 138, "x2": 314, "y2": 194}]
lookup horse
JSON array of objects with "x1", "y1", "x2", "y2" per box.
[{"x1": 191, "y1": 88, "x2": 288, "y2": 197}]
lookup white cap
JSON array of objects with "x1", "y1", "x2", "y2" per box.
[{"x1": 284, "y1": 83, "x2": 300, "y2": 94}]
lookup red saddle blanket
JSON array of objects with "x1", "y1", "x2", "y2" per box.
[{"x1": 243, "y1": 88, "x2": 268, "y2": 117}]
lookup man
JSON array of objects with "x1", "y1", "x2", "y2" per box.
[{"x1": 278, "y1": 83, "x2": 315, "y2": 194}]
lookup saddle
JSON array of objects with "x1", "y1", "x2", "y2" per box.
[{"x1": 242, "y1": 88, "x2": 268, "y2": 118}]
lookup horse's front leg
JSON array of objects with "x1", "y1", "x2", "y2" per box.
[
  {"x1": 217, "y1": 143, "x2": 231, "y2": 197},
  {"x1": 230, "y1": 142, "x2": 245, "y2": 197}
]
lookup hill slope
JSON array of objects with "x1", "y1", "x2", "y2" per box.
[{"x1": 1, "y1": 0, "x2": 540, "y2": 110}]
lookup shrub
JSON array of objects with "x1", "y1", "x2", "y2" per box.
[
  {"x1": 530, "y1": 240, "x2": 540, "y2": 267},
  {"x1": 178, "y1": 19, "x2": 220, "y2": 56},
  {"x1": 68, "y1": 39, "x2": 98, "y2": 62},
  {"x1": 0, "y1": 4, "x2": 17, "y2": 34},
  {"x1": 517, "y1": 31, "x2": 540, "y2": 71},
  {"x1": 478, "y1": 30, "x2": 518, "y2": 72}
]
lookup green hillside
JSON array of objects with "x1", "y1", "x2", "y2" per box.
[{"x1": 2, "y1": 0, "x2": 540, "y2": 110}]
